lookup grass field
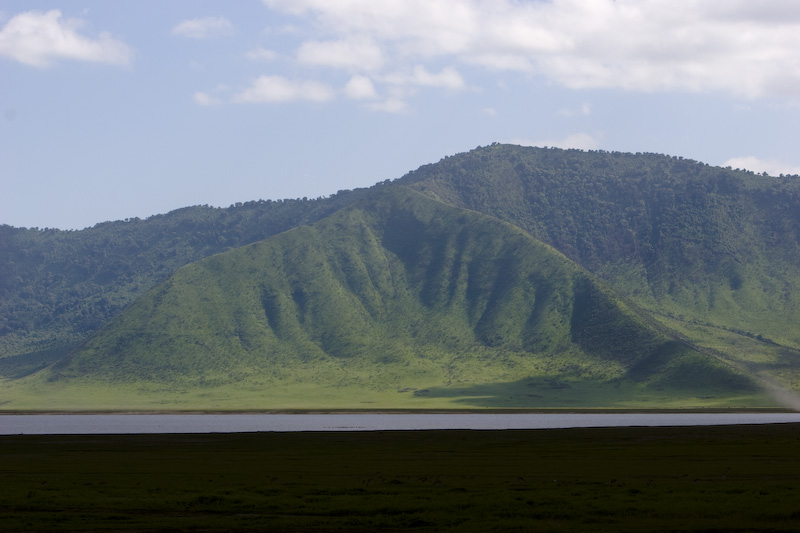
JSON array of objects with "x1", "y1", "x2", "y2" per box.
[
  {"x1": 2, "y1": 424, "x2": 800, "y2": 531},
  {"x1": 2, "y1": 369, "x2": 775, "y2": 410}
]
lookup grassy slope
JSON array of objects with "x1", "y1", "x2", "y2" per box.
[
  {"x1": 0, "y1": 188, "x2": 372, "y2": 365},
  {"x1": 5, "y1": 145, "x2": 797, "y2": 409},
  {"x1": 400, "y1": 145, "x2": 800, "y2": 391},
  {"x1": 7, "y1": 145, "x2": 799, "y2": 371},
  {"x1": 4, "y1": 187, "x2": 762, "y2": 409}
]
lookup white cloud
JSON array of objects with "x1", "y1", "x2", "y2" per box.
[
  {"x1": 367, "y1": 97, "x2": 408, "y2": 114},
  {"x1": 297, "y1": 37, "x2": 383, "y2": 71},
  {"x1": 0, "y1": 10, "x2": 132, "y2": 67},
  {"x1": 233, "y1": 75, "x2": 335, "y2": 103},
  {"x1": 382, "y1": 65, "x2": 466, "y2": 90},
  {"x1": 262, "y1": 0, "x2": 800, "y2": 101},
  {"x1": 193, "y1": 91, "x2": 222, "y2": 106},
  {"x1": 263, "y1": 0, "x2": 480, "y2": 56},
  {"x1": 466, "y1": 53, "x2": 534, "y2": 72},
  {"x1": 172, "y1": 17, "x2": 233, "y2": 39},
  {"x1": 512, "y1": 133, "x2": 601, "y2": 151},
  {"x1": 345, "y1": 75, "x2": 378, "y2": 100},
  {"x1": 722, "y1": 156, "x2": 800, "y2": 176},
  {"x1": 482, "y1": 107, "x2": 497, "y2": 117},
  {"x1": 245, "y1": 47, "x2": 277, "y2": 61}
]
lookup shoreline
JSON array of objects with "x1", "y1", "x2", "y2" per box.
[{"x1": 1, "y1": 407, "x2": 796, "y2": 415}]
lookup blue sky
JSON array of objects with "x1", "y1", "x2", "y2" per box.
[{"x1": 3, "y1": 0, "x2": 800, "y2": 230}]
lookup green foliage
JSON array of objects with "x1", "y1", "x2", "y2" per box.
[
  {"x1": 19, "y1": 187, "x2": 757, "y2": 409},
  {"x1": 0, "y1": 189, "x2": 373, "y2": 361},
  {"x1": 400, "y1": 144, "x2": 800, "y2": 348},
  {"x1": 3, "y1": 144, "x2": 800, "y2": 407}
]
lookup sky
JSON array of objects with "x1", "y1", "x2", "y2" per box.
[{"x1": 3, "y1": 0, "x2": 800, "y2": 230}]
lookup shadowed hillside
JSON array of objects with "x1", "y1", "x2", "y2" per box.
[
  {"x1": 400, "y1": 145, "x2": 800, "y2": 346},
  {"x1": 398, "y1": 145, "x2": 800, "y2": 396},
  {"x1": 16, "y1": 188, "x2": 756, "y2": 409}
]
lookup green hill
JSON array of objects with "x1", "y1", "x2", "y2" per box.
[
  {"x1": 3, "y1": 144, "x2": 800, "y2": 409},
  {"x1": 401, "y1": 146, "x2": 800, "y2": 341},
  {"x1": 0, "y1": 186, "x2": 373, "y2": 376},
  {"x1": 399, "y1": 145, "x2": 800, "y2": 394},
  {"x1": 7, "y1": 188, "x2": 757, "y2": 409}
]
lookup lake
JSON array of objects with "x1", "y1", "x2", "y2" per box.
[{"x1": 2, "y1": 412, "x2": 800, "y2": 434}]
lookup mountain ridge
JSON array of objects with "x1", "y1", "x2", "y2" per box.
[
  {"x1": 21, "y1": 186, "x2": 756, "y2": 409},
  {"x1": 400, "y1": 145, "x2": 800, "y2": 348},
  {"x1": 2, "y1": 144, "x2": 799, "y2": 408}
]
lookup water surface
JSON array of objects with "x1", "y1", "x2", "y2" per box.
[{"x1": 2, "y1": 412, "x2": 800, "y2": 435}]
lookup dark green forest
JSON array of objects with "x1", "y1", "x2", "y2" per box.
[{"x1": 401, "y1": 145, "x2": 800, "y2": 344}]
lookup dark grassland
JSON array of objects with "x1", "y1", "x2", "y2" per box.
[{"x1": 3, "y1": 424, "x2": 800, "y2": 531}]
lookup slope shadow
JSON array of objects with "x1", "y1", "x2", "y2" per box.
[
  {"x1": 409, "y1": 377, "x2": 632, "y2": 408},
  {"x1": 0, "y1": 347, "x2": 69, "y2": 379}
]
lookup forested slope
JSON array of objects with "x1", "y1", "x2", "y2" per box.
[
  {"x1": 0, "y1": 186, "x2": 375, "y2": 374},
  {"x1": 2, "y1": 144, "x2": 799, "y2": 405},
  {"x1": 33, "y1": 187, "x2": 754, "y2": 409},
  {"x1": 400, "y1": 145, "x2": 800, "y2": 348}
]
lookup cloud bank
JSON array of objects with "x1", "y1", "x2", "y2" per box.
[
  {"x1": 0, "y1": 10, "x2": 132, "y2": 67},
  {"x1": 262, "y1": 0, "x2": 800, "y2": 100}
]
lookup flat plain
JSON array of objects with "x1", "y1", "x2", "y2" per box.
[{"x1": 2, "y1": 423, "x2": 800, "y2": 531}]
